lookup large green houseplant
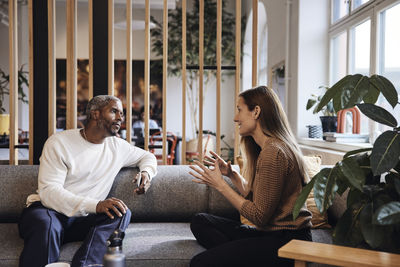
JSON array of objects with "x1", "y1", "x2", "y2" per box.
[{"x1": 294, "y1": 74, "x2": 400, "y2": 253}]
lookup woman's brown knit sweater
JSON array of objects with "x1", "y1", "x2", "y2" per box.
[{"x1": 239, "y1": 137, "x2": 312, "y2": 231}]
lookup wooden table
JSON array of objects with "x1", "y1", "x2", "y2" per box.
[{"x1": 278, "y1": 239, "x2": 400, "y2": 267}]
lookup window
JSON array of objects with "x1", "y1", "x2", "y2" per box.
[
  {"x1": 332, "y1": 0, "x2": 349, "y2": 23},
  {"x1": 377, "y1": 2, "x2": 400, "y2": 132},
  {"x1": 329, "y1": 0, "x2": 400, "y2": 138},
  {"x1": 330, "y1": 31, "x2": 347, "y2": 84},
  {"x1": 349, "y1": 19, "x2": 370, "y2": 76}
]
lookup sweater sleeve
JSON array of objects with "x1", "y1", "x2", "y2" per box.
[
  {"x1": 240, "y1": 146, "x2": 288, "y2": 227},
  {"x1": 38, "y1": 137, "x2": 99, "y2": 217},
  {"x1": 122, "y1": 142, "x2": 158, "y2": 180}
]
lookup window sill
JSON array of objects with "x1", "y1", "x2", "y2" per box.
[{"x1": 298, "y1": 138, "x2": 372, "y2": 153}]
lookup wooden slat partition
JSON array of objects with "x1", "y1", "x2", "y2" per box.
[
  {"x1": 198, "y1": 0, "x2": 204, "y2": 162},
  {"x1": 9, "y1": 0, "x2": 18, "y2": 165},
  {"x1": 216, "y1": 0, "x2": 222, "y2": 155},
  {"x1": 234, "y1": 0, "x2": 241, "y2": 164},
  {"x1": 66, "y1": 0, "x2": 77, "y2": 129},
  {"x1": 88, "y1": 0, "x2": 93, "y2": 100},
  {"x1": 162, "y1": 0, "x2": 168, "y2": 164},
  {"x1": 181, "y1": 0, "x2": 187, "y2": 164},
  {"x1": 48, "y1": 0, "x2": 56, "y2": 136},
  {"x1": 144, "y1": 0, "x2": 150, "y2": 150},
  {"x1": 28, "y1": 0, "x2": 34, "y2": 165},
  {"x1": 108, "y1": 0, "x2": 114, "y2": 96},
  {"x1": 252, "y1": 0, "x2": 258, "y2": 87},
  {"x1": 126, "y1": 0, "x2": 132, "y2": 143}
]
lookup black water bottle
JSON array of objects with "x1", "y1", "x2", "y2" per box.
[{"x1": 103, "y1": 229, "x2": 126, "y2": 267}]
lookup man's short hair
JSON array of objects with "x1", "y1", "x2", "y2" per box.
[{"x1": 86, "y1": 95, "x2": 121, "y2": 121}]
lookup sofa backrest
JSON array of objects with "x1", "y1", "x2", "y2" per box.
[{"x1": 0, "y1": 165, "x2": 239, "y2": 223}]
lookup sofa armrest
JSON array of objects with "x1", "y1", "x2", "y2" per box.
[{"x1": 278, "y1": 239, "x2": 400, "y2": 267}]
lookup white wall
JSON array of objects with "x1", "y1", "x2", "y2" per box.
[
  {"x1": 243, "y1": 0, "x2": 329, "y2": 138},
  {"x1": 296, "y1": 0, "x2": 329, "y2": 137}
]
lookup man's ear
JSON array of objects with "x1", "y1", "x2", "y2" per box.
[
  {"x1": 92, "y1": 110, "x2": 100, "y2": 120},
  {"x1": 254, "y1": 106, "x2": 261, "y2": 119}
]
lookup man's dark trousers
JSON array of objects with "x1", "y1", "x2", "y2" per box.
[{"x1": 18, "y1": 201, "x2": 131, "y2": 267}]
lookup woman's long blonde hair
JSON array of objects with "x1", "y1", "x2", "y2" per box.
[{"x1": 239, "y1": 86, "x2": 308, "y2": 192}]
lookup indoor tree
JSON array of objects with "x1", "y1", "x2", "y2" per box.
[{"x1": 151, "y1": 0, "x2": 245, "y2": 138}]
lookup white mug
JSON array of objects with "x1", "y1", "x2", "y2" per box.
[{"x1": 45, "y1": 262, "x2": 70, "y2": 267}]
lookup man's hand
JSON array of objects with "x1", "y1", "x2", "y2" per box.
[
  {"x1": 96, "y1": 197, "x2": 128, "y2": 219},
  {"x1": 133, "y1": 171, "x2": 151, "y2": 195}
]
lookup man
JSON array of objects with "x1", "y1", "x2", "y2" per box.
[{"x1": 18, "y1": 95, "x2": 157, "y2": 267}]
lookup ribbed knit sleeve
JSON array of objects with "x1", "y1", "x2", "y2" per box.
[{"x1": 240, "y1": 143, "x2": 287, "y2": 227}]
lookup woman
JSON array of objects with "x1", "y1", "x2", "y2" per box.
[{"x1": 188, "y1": 86, "x2": 312, "y2": 266}]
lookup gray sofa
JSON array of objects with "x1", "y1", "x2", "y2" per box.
[{"x1": 0, "y1": 165, "x2": 346, "y2": 267}]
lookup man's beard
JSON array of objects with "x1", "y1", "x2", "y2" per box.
[{"x1": 97, "y1": 119, "x2": 118, "y2": 136}]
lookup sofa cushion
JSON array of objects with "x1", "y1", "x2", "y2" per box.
[
  {"x1": 0, "y1": 222, "x2": 205, "y2": 267},
  {"x1": 109, "y1": 166, "x2": 209, "y2": 222},
  {"x1": 0, "y1": 166, "x2": 39, "y2": 222}
]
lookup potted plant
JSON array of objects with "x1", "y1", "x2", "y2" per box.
[
  {"x1": 0, "y1": 66, "x2": 29, "y2": 135},
  {"x1": 294, "y1": 74, "x2": 400, "y2": 253},
  {"x1": 306, "y1": 85, "x2": 337, "y2": 133}
]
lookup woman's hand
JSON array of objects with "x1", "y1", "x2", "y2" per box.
[
  {"x1": 189, "y1": 160, "x2": 227, "y2": 191},
  {"x1": 204, "y1": 151, "x2": 234, "y2": 179}
]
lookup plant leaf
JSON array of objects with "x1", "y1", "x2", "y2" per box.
[
  {"x1": 370, "y1": 75, "x2": 398, "y2": 108},
  {"x1": 347, "y1": 188, "x2": 364, "y2": 208},
  {"x1": 315, "y1": 75, "x2": 353, "y2": 113},
  {"x1": 339, "y1": 157, "x2": 366, "y2": 191},
  {"x1": 333, "y1": 204, "x2": 364, "y2": 246},
  {"x1": 371, "y1": 131, "x2": 400, "y2": 175},
  {"x1": 313, "y1": 168, "x2": 338, "y2": 213},
  {"x1": 332, "y1": 165, "x2": 349, "y2": 196},
  {"x1": 394, "y1": 177, "x2": 400, "y2": 196},
  {"x1": 373, "y1": 201, "x2": 400, "y2": 225},
  {"x1": 360, "y1": 202, "x2": 386, "y2": 248},
  {"x1": 344, "y1": 75, "x2": 370, "y2": 109},
  {"x1": 331, "y1": 74, "x2": 363, "y2": 112},
  {"x1": 306, "y1": 99, "x2": 316, "y2": 110},
  {"x1": 344, "y1": 147, "x2": 372, "y2": 158},
  {"x1": 363, "y1": 81, "x2": 380, "y2": 104},
  {"x1": 293, "y1": 175, "x2": 316, "y2": 220},
  {"x1": 356, "y1": 103, "x2": 398, "y2": 127}
]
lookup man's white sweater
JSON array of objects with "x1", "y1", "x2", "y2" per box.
[{"x1": 26, "y1": 129, "x2": 157, "y2": 217}]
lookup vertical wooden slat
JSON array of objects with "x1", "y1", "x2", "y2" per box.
[
  {"x1": 198, "y1": 0, "x2": 204, "y2": 162},
  {"x1": 234, "y1": 0, "x2": 241, "y2": 165},
  {"x1": 66, "y1": 0, "x2": 77, "y2": 129},
  {"x1": 144, "y1": 0, "x2": 150, "y2": 150},
  {"x1": 216, "y1": 0, "x2": 222, "y2": 156},
  {"x1": 28, "y1": 0, "x2": 34, "y2": 165},
  {"x1": 9, "y1": 0, "x2": 18, "y2": 165},
  {"x1": 181, "y1": 0, "x2": 187, "y2": 164},
  {"x1": 126, "y1": 0, "x2": 132, "y2": 143},
  {"x1": 88, "y1": 0, "x2": 93, "y2": 100},
  {"x1": 162, "y1": 0, "x2": 168, "y2": 164},
  {"x1": 48, "y1": 0, "x2": 56, "y2": 136},
  {"x1": 108, "y1": 0, "x2": 114, "y2": 96},
  {"x1": 252, "y1": 0, "x2": 258, "y2": 87}
]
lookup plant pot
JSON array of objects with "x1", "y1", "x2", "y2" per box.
[
  {"x1": 320, "y1": 116, "x2": 337, "y2": 133},
  {"x1": 306, "y1": 125, "x2": 322, "y2": 139},
  {"x1": 0, "y1": 114, "x2": 10, "y2": 135}
]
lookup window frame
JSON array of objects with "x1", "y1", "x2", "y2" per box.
[{"x1": 328, "y1": 0, "x2": 400, "y2": 139}]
